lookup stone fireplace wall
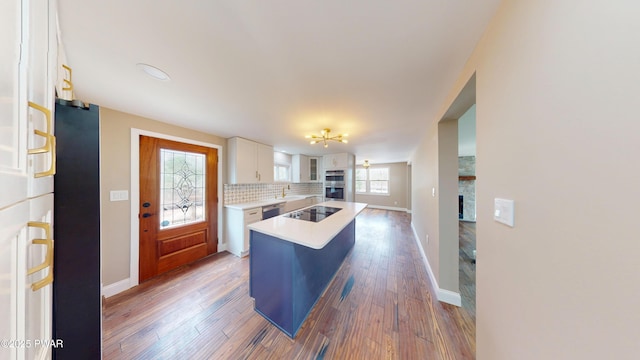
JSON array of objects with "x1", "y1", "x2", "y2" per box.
[{"x1": 459, "y1": 156, "x2": 476, "y2": 222}]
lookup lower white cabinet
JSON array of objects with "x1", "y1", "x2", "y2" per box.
[
  {"x1": 226, "y1": 207, "x2": 262, "y2": 257},
  {"x1": 0, "y1": 194, "x2": 53, "y2": 360},
  {"x1": 282, "y1": 197, "x2": 316, "y2": 213}
]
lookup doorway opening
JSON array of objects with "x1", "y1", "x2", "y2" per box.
[
  {"x1": 457, "y1": 103, "x2": 476, "y2": 317},
  {"x1": 436, "y1": 73, "x2": 476, "y2": 312}
]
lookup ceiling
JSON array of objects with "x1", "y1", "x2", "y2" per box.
[{"x1": 57, "y1": 0, "x2": 499, "y2": 164}]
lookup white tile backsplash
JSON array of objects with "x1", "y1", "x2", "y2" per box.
[{"x1": 224, "y1": 183, "x2": 323, "y2": 205}]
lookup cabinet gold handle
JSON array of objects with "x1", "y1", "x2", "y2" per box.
[
  {"x1": 27, "y1": 221, "x2": 54, "y2": 291},
  {"x1": 27, "y1": 102, "x2": 51, "y2": 154},
  {"x1": 62, "y1": 64, "x2": 73, "y2": 91},
  {"x1": 27, "y1": 102, "x2": 56, "y2": 178}
]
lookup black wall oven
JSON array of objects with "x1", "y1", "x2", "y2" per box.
[
  {"x1": 325, "y1": 169, "x2": 345, "y2": 183},
  {"x1": 325, "y1": 184, "x2": 345, "y2": 201},
  {"x1": 325, "y1": 169, "x2": 346, "y2": 201}
]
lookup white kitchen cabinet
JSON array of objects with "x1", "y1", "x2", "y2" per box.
[
  {"x1": 282, "y1": 197, "x2": 311, "y2": 213},
  {"x1": 257, "y1": 142, "x2": 274, "y2": 183},
  {"x1": 225, "y1": 207, "x2": 262, "y2": 257},
  {"x1": 0, "y1": 195, "x2": 54, "y2": 360},
  {"x1": 323, "y1": 153, "x2": 350, "y2": 170},
  {"x1": 0, "y1": 0, "x2": 29, "y2": 210},
  {"x1": 228, "y1": 137, "x2": 274, "y2": 184},
  {"x1": 292, "y1": 155, "x2": 321, "y2": 183},
  {"x1": 24, "y1": 194, "x2": 54, "y2": 360},
  {"x1": 291, "y1": 155, "x2": 309, "y2": 183},
  {"x1": 309, "y1": 157, "x2": 321, "y2": 182},
  {"x1": 0, "y1": 201, "x2": 29, "y2": 360},
  {"x1": 1, "y1": 0, "x2": 57, "y2": 358},
  {"x1": 26, "y1": 0, "x2": 57, "y2": 199}
]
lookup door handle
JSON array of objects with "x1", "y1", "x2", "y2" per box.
[{"x1": 142, "y1": 213, "x2": 153, "y2": 218}]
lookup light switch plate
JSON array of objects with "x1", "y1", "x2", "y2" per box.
[
  {"x1": 494, "y1": 198, "x2": 515, "y2": 227},
  {"x1": 110, "y1": 190, "x2": 129, "y2": 202}
]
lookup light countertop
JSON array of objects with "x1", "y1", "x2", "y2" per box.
[
  {"x1": 248, "y1": 201, "x2": 367, "y2": 249},
  {"x1": 224, "y1": 194, "x2": 322, "y2": 210}
]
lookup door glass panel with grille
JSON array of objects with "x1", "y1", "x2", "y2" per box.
[{"x1": 159, "y1": 149, "x2": 206, "y2": 229}]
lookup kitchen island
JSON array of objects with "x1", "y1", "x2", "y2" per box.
[{"x1": 248, "y1": 201, "x2": 367, "y2": 337}]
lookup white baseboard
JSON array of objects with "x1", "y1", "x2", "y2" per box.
[
  {"x1": 365, "y1": 204, "x2": 408, "y2": 212},
  {"x1": 102, "y1": 278, "x2": 133, "y2": 298},
  {"x1": 410, "y1": 222, "x2": 462, "y2": 307},
  {"x1": 438, "y1": 288, "x2": 462, "y2": 307},
  {"x1": 217, "y1": 242, "x2": 228, "y2": 252}
]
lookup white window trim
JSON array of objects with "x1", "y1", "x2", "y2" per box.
[
  {"x1": 274, "y1": 162, "x2": 291, "y2": 183},
  {"x1": 356, "y1": 167, "x2": 390, "y2": 196}
]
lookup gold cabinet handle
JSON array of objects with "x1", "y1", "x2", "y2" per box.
[
  {"x1": 62, "y1": 64, "x2": 73, "y2": 92},
  {"x1": 27, "y1": 221, "x2": 54, "y2": 291},
  {"x1": 27, "y1": 101, "x2": 56, "y2": 178},
  {"x1": 27, "y1": 102, "x2": 51, "y2": 154}
]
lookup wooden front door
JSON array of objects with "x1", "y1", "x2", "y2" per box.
[{"x1": 139, "y1": 136, "x2": 218, "y2": 282}]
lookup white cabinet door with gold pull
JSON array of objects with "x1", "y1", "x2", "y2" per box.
[
  {"x1": 26, "y1": 0, "x2": 57, "y2": 199},
  {"x1": 0, "y1": 201, "x2": 29, "y2": 360},
  {"x1": 0, "y1": 0, "x2": 29, "y2": 210},
  {"x1": 23, "y1": 194, "x2": 53, "y2": 360},
  {"x1": 1, "y1": 0, "x2": 57, "y2": 358},
  {"x1": 0, "y1": 194, "x2": 53, "y2": 360}
]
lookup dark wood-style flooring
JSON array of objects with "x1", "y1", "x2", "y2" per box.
[{"x1": 103, "y1": 209, "x2": 475, "y2": 359}]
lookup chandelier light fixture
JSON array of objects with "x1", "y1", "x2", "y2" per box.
[
  {"x1": 305, "y1": 128, "x2": 348, "y2": 148},
  {"x1": 363, "y1": 160, "x2": 370, "y2": 168}
]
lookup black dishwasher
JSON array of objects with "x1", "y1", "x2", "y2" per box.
[{"x1": 262, "y1": 203, "x2": 285, "y2": 219}]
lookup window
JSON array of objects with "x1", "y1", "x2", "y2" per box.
[
  {"x1": 356, "y1": 167, "x2": 389, "y2": 195},
  {"x1": 274, "y1": 164, "x2": 290, "y2": 182},
  {"x1": 356, "y1": 168, "x2": 367, "y2": 193},
  {"x1": 159, "y1": 148, "x2": 206, "y2": 228}
]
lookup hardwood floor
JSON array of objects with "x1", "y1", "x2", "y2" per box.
[
  {"x1": 103, "y1": 209, "x2": 475, "y2": 359},
  {"x1": 458, "y1": 221, "x2": 476, "y2": 319}
]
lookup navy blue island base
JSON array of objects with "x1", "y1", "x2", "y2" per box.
[{"x1": 249, "y1": 220, "x2": 355, "y2": 338}]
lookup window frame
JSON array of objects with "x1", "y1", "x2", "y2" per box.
[
  {"x1": 355, "y1": 166, "x2": 390, "y2": 195},
  {"x1": 274, "y1": 163, "x2": 291, "y2": 182}
]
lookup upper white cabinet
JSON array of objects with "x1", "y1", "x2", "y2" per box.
[
  {"x1": 309, "y1": 157, "x2": 320, "y2": 182},
  {"x1": 292, "y1": 155, "x2": 322, "y2": 183},
  {"x1": 256, "y1": 142, "x2": 274, "y2": 183},
  {"x1": 292, "y1": 155, "x2": 309, "y2": 183},
  {"x1": 228, "y1": 137, "x2": 274, "y2": 184},
  {"x1": 0, "y1": 0, "x2": 29, "y2": 209},
  {"x1": 323, "y1": 153, "x2": 351, "y2": 170},
  {"x1": 26, "y1": 0, "x2": 57, "y2": 198}
]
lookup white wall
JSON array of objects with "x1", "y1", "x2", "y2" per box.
[{"x1": 412, "y1": 0, "x2": 640, "y2": 358}]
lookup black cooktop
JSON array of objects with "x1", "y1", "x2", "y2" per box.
[{"x1": 283, "y1": 205, "x2": 342, "y2": 222}]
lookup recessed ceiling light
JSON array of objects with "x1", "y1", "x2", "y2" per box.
[{"x1": 136, "y1": 63, "x2": 171, "y2": 81}]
